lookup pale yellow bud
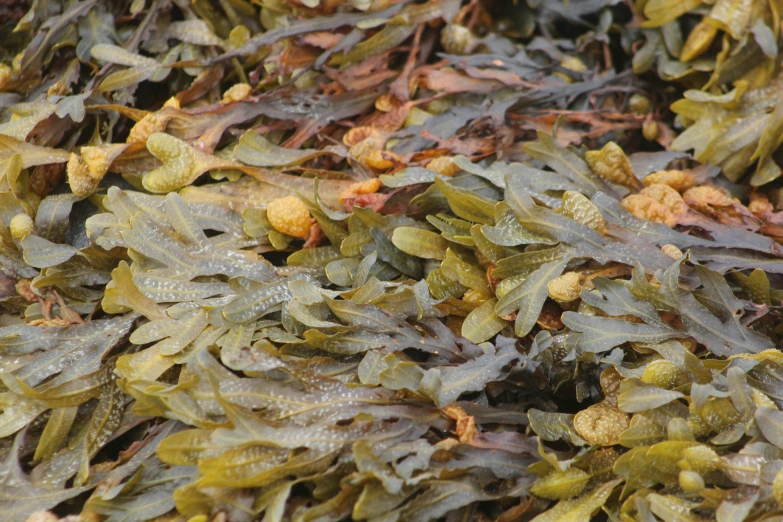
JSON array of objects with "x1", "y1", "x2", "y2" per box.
[
  {"x1": 10, "y1": 213, "x2": 35, "y2": 243},
  {"x1": 585, "y1": 142, "x2": 640, "y2": 190},
  {"x1": 547, "y1": 272, "x2": 582, "y2": 303},
  {"x1": 661, "y1": 244, "x2": 683, "y2": 260},
  {"x1": 426, "y1": 156, "x2": 461, "y2": 177},
  {"x1": 267, "y1": 196, "x2": 311, "y2": 239},
  {"x1": 221, "y1": 83, "x2": 252, "y2": 104}
]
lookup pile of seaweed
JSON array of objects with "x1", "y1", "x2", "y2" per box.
[{"x1": 3, "y1": 0, "x2": 783, "y2": 520}]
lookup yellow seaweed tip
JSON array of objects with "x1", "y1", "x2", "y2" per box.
[{"x1": 267, "y1": 196, "x2": 312, "y2": 239}]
